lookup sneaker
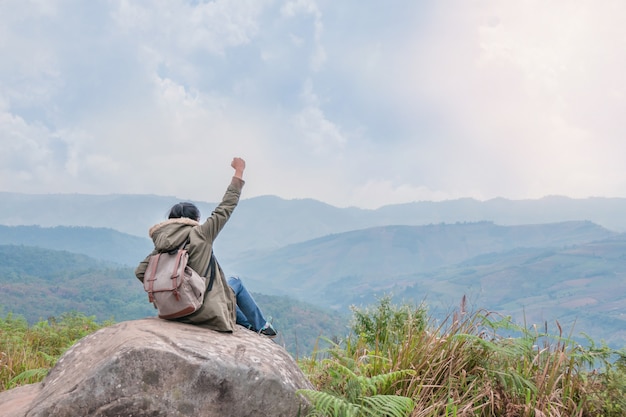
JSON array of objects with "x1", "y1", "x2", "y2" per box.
[{"x1": 259, "y1": 321, "x2": 278, "y2": 339}]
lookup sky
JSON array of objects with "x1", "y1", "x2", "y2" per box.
[{"x1": 1, "y1": 0, "x2": 625, "y2": 209}]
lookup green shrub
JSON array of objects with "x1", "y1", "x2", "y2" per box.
[{"x1": 0, "y1": 312, "x2": 112, "y2": 390}]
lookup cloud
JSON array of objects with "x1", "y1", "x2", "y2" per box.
[
  {"x1": 385, "y1": 1, "x2": 626, "y2": 200},
  {"x1": 1, "y1": 1, "x2": 625, "y2": 208},
  {"x1": 112, "y1": 0, "x2": 266, "y2": 54},
  {"x1": 281, "y1": 0, "x2": 326, "y2": 71},
  {"x1": 0, "y1": 106, "x2": 96, "y2": 191},
  {"x1": 291, "y1": 79, "x2": 346, "y2": 155}
]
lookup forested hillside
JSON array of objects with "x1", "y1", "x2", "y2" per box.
[
  {"x1": 0, "y1": 245, "x2": 153, "y2": 322},
  {"x1": 0, "y1": 245, "x2": 347, "y2": 357},
  {"x1": 226, "y1": 222, "x2": 626, "y2": 349},
  {"x1": 400, "y1": 234, "x2": 626, "y2": 348}
]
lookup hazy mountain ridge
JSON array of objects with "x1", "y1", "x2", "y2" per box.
[
  {"x1": 1, "y1": 219, "x2": 618, "y2": 312},
  {"x1": 3, "y1": 193, "x2": 626, "y2": 261},
  {"x1": 228, "y1": 220, "x2": 616, "y2": 304},
  {"x1": 0, "y1": 225, "x2": 153, "y2": 266}
]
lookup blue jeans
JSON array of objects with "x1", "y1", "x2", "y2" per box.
[{"x1": 227, "y1": 276, "x2": 267, "y2": 331}]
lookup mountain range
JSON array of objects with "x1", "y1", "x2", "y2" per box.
[
  {"x1": 3, "y1": 192, "x2": 626, "y2": 258},
  {"x1": 228, "y1": 220, "x2": 616, "y2": 304},
  {"x1": 1, "y1": 192, "x2": 626, "y2": 350}
]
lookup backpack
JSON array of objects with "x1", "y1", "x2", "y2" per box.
[{"x1": 143, "y1": 241, "x2": 213, "y2": 320}]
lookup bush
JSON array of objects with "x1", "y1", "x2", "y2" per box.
[{"x1": 300, "y1": 296, "x2": 626, "y2": 417}]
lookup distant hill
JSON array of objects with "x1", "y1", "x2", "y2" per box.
[
  {"x1": 262, "y1": 233, "x2": 626, "y2": 348},
  {"x1": 0, "y1": 225, "x2": 153, "y2": 266},
  {"x1": 228, "y1": 220, "x2": 616, "y2": 306},
  {"x1": 396, "y1": 234, "x2": 626, "y2": 349},
  {"x1": 0, "y1": 192, "x2": 182, "y2": 236},
  {"x1": 3, "y1": 193, "x2": 626, "y2": 261},
  {"x1": 1, "y1": 220, "x2": 617, "y2": 309},
  {"x1": 224, "y1": 220, "x2": 626, "y2": 349},
  {"x1": 0, "y1": 244, "x2": 152, "y2": 322}
]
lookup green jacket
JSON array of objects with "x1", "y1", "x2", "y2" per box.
[{"x1": 135, "y1": 177, "x2": 245, "y2": 332}]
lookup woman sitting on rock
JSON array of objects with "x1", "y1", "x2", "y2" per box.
[{"x1": 135, "y1": 157, "x2": 277, "y2": 338}]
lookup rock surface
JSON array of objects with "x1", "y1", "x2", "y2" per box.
[{"x1": 0, "y1": 318, "x2": 313, "y2": 417}]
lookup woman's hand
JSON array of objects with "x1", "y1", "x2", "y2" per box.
[{"x1": 231, "y1": 157, "x2": 246, "y2": 179}]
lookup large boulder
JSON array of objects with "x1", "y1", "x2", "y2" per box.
[{"x1": 0, "y1": 318, "x2": 313, "y2": 417}]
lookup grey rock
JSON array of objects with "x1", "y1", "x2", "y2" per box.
[
  {"x1": 0, "y1": 383, "x2": 42, "y2": 417},
  {"x1": 0, "y1": 318, "x2": 312, "y2": 417}
]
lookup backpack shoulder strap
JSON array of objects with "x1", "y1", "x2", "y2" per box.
[
  {"x1": 164, "y1": 237, "x2": 191, "y2": 255},
  {"x1": 173, "y1": 236, "x2": 216, "y2": 291},
  {"x1": 205, "y1": 253, "x2": 217, "y2": 291}
]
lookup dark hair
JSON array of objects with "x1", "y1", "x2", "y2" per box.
[{"x1": 168, "y1": 202, "x2": 200, "y2": 221}]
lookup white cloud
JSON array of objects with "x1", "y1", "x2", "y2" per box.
[
  {"x1": 0, "y1": 111, "x2": 52, "y2": 170},
  {"x1": 291, "y1": 79, "x2": 346, "y2": 154}
]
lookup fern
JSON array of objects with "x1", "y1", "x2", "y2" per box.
[
  {"x1": 298, "y1": 389, "x2": 362, "y2": 417},
  {"x1": 367, "y1": 370, "x2": 415, "y2": 394},
  {"x1": 360, "y1": 395, "x2": 415, "y2": 417},
  {"x1": 8, "y1": 368, "x2": 48, "y2": 388},
  {"x1": 298, "y1": 360, "x2": 415, "y2": 417}
]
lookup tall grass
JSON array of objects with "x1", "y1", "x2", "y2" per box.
[
  {"x1": 299, "y1": 296, "x2": 626, "y2": 417},
  {"x1": 0, "y1": 312, "x2": 112, "y2": 391}
]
